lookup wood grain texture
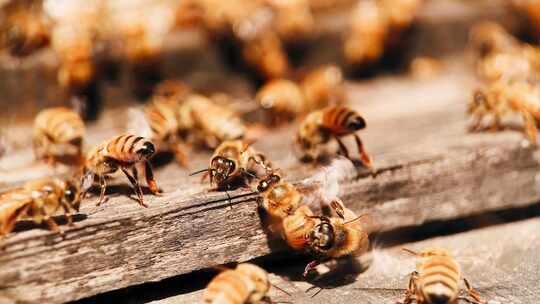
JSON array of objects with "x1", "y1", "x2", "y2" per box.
[{"x1": 0, "y1": 62, "x2": 539, "y2": 303}]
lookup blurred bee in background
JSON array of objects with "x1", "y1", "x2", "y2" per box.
[
  {"x1": 468, "y1": 81, "x2": 540, "y2": 144},
  {"x1": 192, "y1": 140, "x2": 271, "y2": 190},
  {"x1": 203, "y1": 263, "x2": 286, "y2": 304},
  {"x1": 82, "y1": 134, "x2": 160, "y2": 207},
  {"x1": 512, "y1": 0, "x2": 540, "y2": 42},
  {"x1": 173, "y1": 0, "x2": 204, "y2": 29},
  {"x1": 153, "y1": 79, "x2": 192, "y2": 101},
  {"x1": 344, "y1": 0, "x2": 388, "y2": 67},
  {"x1": 33, "y1": 107, "x2": 85, "y2": 167},
  {"x1": 257, "y1": 173, "x2": 303, "y2": 233},
  {"x1": 0, "y1": 0, "x2": 51, "y2": 57},
  {"x1": 241, "y1": 30, "x2": 290, "y2": 80},
  {"x1": 399, "y1": 247, "x2": 485, "y2": 304},
  {"x1": 296, "y1": 106, "x2": 373, "y2": 171},
  {"x1": 300, "y1": 64, "x2": 346, "y2": 110},
  {"x1": 468, "y1": 21, "x2": 520, "y2": 59},
  {"x1": 255, "y1": 79, "x2": 306, "y2": 125},
  {"x1": 178, "y1": 94, "x2": 246, "y2": 149},
  {"x1": 0, "y1": 177, "x2": 81, "y2": 238},
  {"x1": 266, "y1": 0, "x2": 315, "y2": 43},
  {"x1": 302, "y1": 199, "x2": 371, "y2": 276}
]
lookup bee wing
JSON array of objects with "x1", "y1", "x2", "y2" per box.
[
  {"x1": 344, "y1": 213, "x2": 374, "y2": 234},
  {"x1": 126, "y1": 107, "x2": 152, "y2": 138}
]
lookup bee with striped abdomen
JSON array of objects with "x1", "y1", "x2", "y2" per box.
[
  {"x1": 178, "y1": 94, "x2": 246, "y2": 149},
  {"x1": 296, "y1": 106, "x2": 373, "y2": 171},
  {"x1": 399, "y1": 247, "x2": 486, "y2": 304},
  {"x1": 0, "y1": 177, "x2": 81, "y2": 238},
  {"x1": 33, "y1": 107, "x2": 85, "y2": 167},
  {"x1": 192, "y1": 140, "x2": 271, "y2": 190},
  {"x1": 303, "y1": 199, "x2": 371, "y2": 276},
  {"x1": 82, "y1": 134, "x2": 160, "y2": 207}
]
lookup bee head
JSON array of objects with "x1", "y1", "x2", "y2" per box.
[
  {"x1": 63, "y1": 180, "x2": 81, "y2": 212},
  {"x1": 136, "y1": 141, "x2": 155, "y2": 159},
  {"x1": 308, "y1": 219, "x2": 335, "y2": 252},
  {"x1": 257, "y1": 174, "x2": 280, "y2": 192},
  {"x1": 346, "y1": 114, "x2": 366, "y2": 131},
  {"x1": 210, "y1": 156, "x2": 236, "y2": 185}
]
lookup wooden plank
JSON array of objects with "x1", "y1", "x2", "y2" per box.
[{"x1": 1, "y1": 63, "x2": 540, "y2": 303}]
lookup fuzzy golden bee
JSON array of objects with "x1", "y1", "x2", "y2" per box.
[
  {"x1": 178, "y1": 94, "x2": 246, "y2": 149},
  {"x1": 257, "y1": 173, "x2": 303, "y2": 233},
  {"x1": 0, "y1": 3, "x2": 51, "y2": 57},
  {"x1": 192, "y1": 140, "x2": 271, "y2": 190},
  {"x1": 255, "y1": 79, "x2": 306, "y2": 124},
  {"x1": 399, "y1": 247, "x2": 485, "y2": 304},
  {"x1": 33, "y1": 107, "x2": 85, "y2": 166},
  {"x1": 82, "y1": 134, "x2": 160, "y2": 207},
  {"x1": 296, "y1": 106, "x2": 373, "y2": 170},
  {"x1": 302, "y1": 200, "x2": 371, "y2": 276},
  {"x1": 281, "y1": 204, "x2": 317, "y2": 251},
  {"x1": 0, "y1": 177, "x2": 81, "y2": 238},
  {"x1": 203, "y1": 263, "x2": 273, "y2": 304},
  {"x1": 300, "y1": 64, "x2": 346, "y2": 110},
  {"x1": 468, "y1": 81, "x2": 540, "y2": 144}
]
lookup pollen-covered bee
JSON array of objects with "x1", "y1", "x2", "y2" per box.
[
  {"x1": 302, "y1": 200, "x2": 371, "y2": 276},
  {"x1": 82, "y1": 134, "x2": 160, "y2": 207},
  {"x1": 33, "y1": 107, "x2": 85, "y2": 166},
  {"x1": 0, "y1": 177, "x2": 81, "y2": 238},
  {"x1": 256, "y1": 173, "x2": 303, "y2": 232},
  {"x1": 0, "y1": 2, "x2": 51, "y2": 57},
  {"x1": 203, "y1": 263, "x2": 273, "y2": 304},
  {"x1": 192, "y1": 140, "x2": 271, "y2": 190},
  {"x1": 178, "y1": 94, "x2": 246, "y2": 149},
  {"x1": 399, "y1": 247, "x2": 485, "y2": 304},
  {"x1": 300, "y1": 64, "x2": 346, "y2": 110},
  {"x1": 296, "y1": 106, "x2": 373, "y2": 170},
  {"x1": 255, "y1": 79, "x2": 305, "y2": 124},
  {"x1": 468, "y1": 81, "x2": 540, "y2": 144}
]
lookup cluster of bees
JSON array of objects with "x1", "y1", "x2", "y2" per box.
[{"x1": 468, "y1": 21, "x2": 540, "y2": 143}]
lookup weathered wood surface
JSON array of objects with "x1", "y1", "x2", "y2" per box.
[
  {"x1": 152, "y1": 217, "x2": 540, "y2": 304},
  {"x1": 1, "y1": 62, "x2": 540, "y2": 303}
]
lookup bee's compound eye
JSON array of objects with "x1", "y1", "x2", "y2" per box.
[
  {"x1": 137, "y1": 142, "x2": 155, "y2": 157},
  {"x1": 347, "y1": 115, "x2": 366, "y2": 130},
  {"x1": 258, "y1": 181, "x2": 268, "y2": 192}
]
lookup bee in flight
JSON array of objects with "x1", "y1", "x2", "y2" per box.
[
  {"x1": 33, "y1": 107, "x2": 85, "y2": 167},
  {"x1": 203, "y1": 263, "x2": 289, "y2": 304},
  {"x1": 296, "y1": 106, "x2": 373, "y2": 171},
  {"x1": 398, "y1": 247, "x2": 486, "y2": 304},
  {"x1": 82, "y1": 134, "x2": 161, "y2": 207},
  {"x1": 191, "y1": 140, "x2": 272, "y2": 190},
  {"x1": 0, "y1": 177, "x2": 81, "y2": 238}
]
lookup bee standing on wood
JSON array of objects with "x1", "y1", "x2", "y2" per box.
[
  {"x1": 296, "y1": 106, "x2": 373, "y2": 171},
  {"x1": 192, "y1": 140, "x2": 271, "y2": 190},
  {"x1": 302, "y1": 199, "x2": 371, "y2": 276},
  {"x1": 33, "y1": 107, "x2": 85, "y2": 167},
  {"x1": 203, "y1": 263, "x2": 281, "y2": 304},
  {"x1": 82, "y1": 134, "x2": 160, "y2": 207},
  {"x1": 0, "y1": 177, "x2": 81, "y2": 238},
  {"x1": 468, "y1": 81, "x2": 540, "y2": 144},
  {"x1": 398, "y1": 247, "x2": 486, "y2": 304},
  {"x1": 178, "y1": 95, "x2": 246, "y2": 149}
]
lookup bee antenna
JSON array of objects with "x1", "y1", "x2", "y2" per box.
[
  {"x1": 243, "y1": 170, "x2": 259, "y2": 179},
  {"x1": 271, "y1": 283, "x2": 291, "y2": 297},
  {"x1": 402, "y1": 248, "x2": 418, "y2": 256},
  {"x1": 343, "y1": 213, "x2": 370, "y2": 226},
  {"x1": 189, "y1": 168, "x2": 209, "y2": 176}
]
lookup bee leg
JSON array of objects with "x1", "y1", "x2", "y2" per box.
[
  {"x1": 334, "y1": 136, "x2": 350, "y2": 158},
  {"x1": 121, "y1": 167, "x2": 147, "y2": 208},
  {"x1": 303, "y1": 260, "x2": 321, "y2": 277},
  {"x1": 353, "y1": 134, "x2": 374, "y2": 174},
  {"x1": 172, "y1": 143, "x2": 189, "y2": 167},
  {"x1": 520, "y1": 110, "x2": 537, "y2": 145},
  {"x1": 61, "y1": 203, "x2": 74, "y2": 226},
  {"x1": 460, "y1": 278, "x2": 486, "y2": 304},
  {"x1": 249, "y1": 154, "x2": 272, "y2": 174},
  {"x1": 97, "y1": 174, "x2": 108, "y2": 206},
  {"x1": 40, "y1": 206, "x2": 60, "y2": 233},
  {"x1": 398, "y1": 271, "x2": 419, "y2": 304},
  {"x1": 144, "y1": 161, "x2": 162, "y2": 196}
]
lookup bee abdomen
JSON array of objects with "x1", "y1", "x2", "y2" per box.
[
  {"x1": 203, "y1": 271, "x2": 250, "y2": 304},
  {"x1": 145, "y1": 104, "x2": 177, "y2": 140},
  {"x1": 321, "y1": 106, "x2": 366, "y2": 135},
  {"x1": 106, "y1": 134, "x2": 147, "y2": 161},
  {"x1": 420, "y1": 257, "x2": 460, "y2": 302},
  {"x1": 35, "y1": 108, "x2": 84, "y2": 143}
]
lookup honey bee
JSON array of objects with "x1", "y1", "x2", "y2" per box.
[
  {"x1": 82, "y1": 134, "x2": 160, "y2": 207},
  {"x1": 302, "y1": 200, "x2": 371, "y2": 276},
  {"x1": 153, "y1": 79, "x2": 191, "y2": 101},
  {"x1": 203, "y1": 263, "x2": 273, "y2": 304},
  {"x1": 344, "y1": 0, "x2": 388, "y2": 66},
  {"x1": 178, "y1": 94, "x2": 246, "y2": 149},
  {"x1": 33, "y1": 107, "x2": 85, "y2": 166},
  {"x1": 399, "y1": 247, "x2": 486, "y2": 304},
  {"x1": 281, "y1": 204, "x2": 317, "y2": 251},
  {"x1": 0, "y1": 2, "x2": 51, "y2": 57},
  {"x1": 242, "y1": 30, "x2": 290, "y2": 80},
  {"x1": 255, "y1": 79, "x2": 305, "y2": 124},
  {"x1": 266, "y1": 0, "x2": 315, "y2": 42},
  {"x1": 300, "y1": 64, "x2": 346, "y2": 110},
  {"x1": 256, "y1": 173, "x2": 303, "y2": 232},
  {"x1": 296, "y1": 106, "x2": 373, "y2": 170},
  {"x1": 192, "y1": 140, "x2": 271, "y2": 190},
  {"x1": 468, "y1": 81, "x2": 540, "y2": 144},
  {"x1": 0, "y1": 177, "x2": 81, "y2": 238}
]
